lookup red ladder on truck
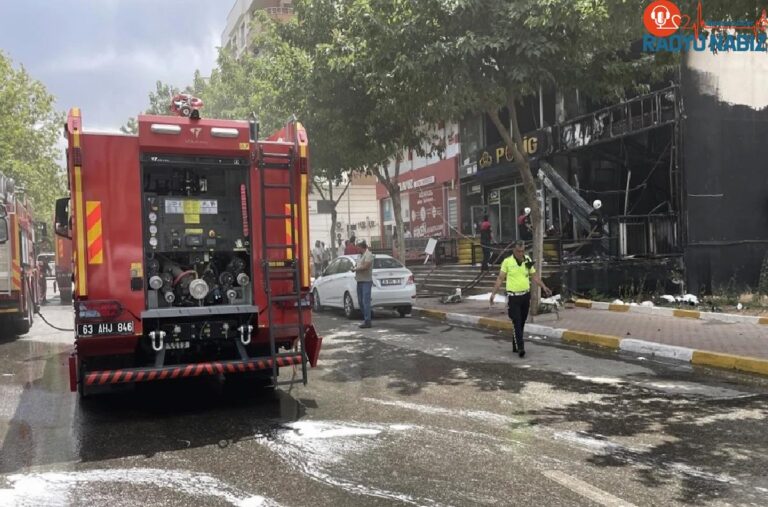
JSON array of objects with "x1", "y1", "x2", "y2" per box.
[{"x1": 257, "y1": 142, "x2": 309, "y2": 386}]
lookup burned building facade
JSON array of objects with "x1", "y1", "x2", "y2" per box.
[{"x1": 460, "y1": 51, "x2": 767, "y2": 296}]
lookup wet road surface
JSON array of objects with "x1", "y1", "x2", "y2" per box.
[{"x1": 1, "y1": 288, "x2": 768, "y2": 506}]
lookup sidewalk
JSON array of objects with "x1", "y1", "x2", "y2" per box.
[{"x1": 413, "y1": 297, "x2": 768, "y2": 376}]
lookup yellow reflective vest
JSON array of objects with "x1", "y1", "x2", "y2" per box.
[{"x1": 500, "y1": 255, "x2": 535, "y2": 293}]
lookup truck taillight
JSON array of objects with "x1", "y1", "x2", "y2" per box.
[
  {"x1": 407, "y1": 275, "x2": 414, "y2": 285},
  {"x1": 78, "y1": 300, "x2": 123, "y2": 321}
]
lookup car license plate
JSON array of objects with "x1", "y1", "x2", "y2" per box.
[
  {"x1": 77, "y1": 321, "x2": 135, "y2": 337},
  {"x1": 381, "y1": 278, "x2": 400, "y2": 286}
]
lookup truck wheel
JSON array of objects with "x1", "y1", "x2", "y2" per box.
[
  {"x1": 60, "y1": 289, "x2": 72, "y2": 305},
  {"x1": 14, "y1": 289, "x2": 33, "y2": 336}
]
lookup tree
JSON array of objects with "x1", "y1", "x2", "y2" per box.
[
  {"x1": 425, "y1": 0, "x2": 663, "y2": 313},
  {"x1": 121, "y1": 80, "x2": 190, "y2": 133},
  {"x1": 292, "y1": 0, "x2": 450, "y2": 261},
  {"x1": 0, "y1": 52, "x2": 65, "y2": 221},
  {"x1": 120, "y1": 116, "x2": 138, "y2": 135}
]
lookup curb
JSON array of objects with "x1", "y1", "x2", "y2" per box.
[
  {"x1": 573, "y1": 299, "x2": 767, "y2": 326},
  {"x1": 413, "y1": 307, "x2": 768, "y2": 377}
]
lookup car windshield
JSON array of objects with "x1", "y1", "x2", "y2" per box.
[{"x1": 374, "y1": 257, "x2": 404, "y2": 269}]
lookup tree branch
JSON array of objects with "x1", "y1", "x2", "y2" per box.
[
  {"x1": 333, "y1": 177, "x2": 352, "y2": 205},
  {"x1": 312, "y1": 179, "x2": 327, "y2": 200}
]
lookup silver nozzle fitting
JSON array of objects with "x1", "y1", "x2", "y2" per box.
[
  {"x1": 149, "y1": 275, "x2": 163, "y2": 290},
  {"x1": 236, "y1": 273, "x2": 250, "y2": 286}
]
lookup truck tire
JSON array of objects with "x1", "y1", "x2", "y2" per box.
[
  {"x1": 13, "y1": 288, "x2": 33, "y2": 336},
  {"x1": 60, "y1": 288, "x2": 72, "y2": 305}
]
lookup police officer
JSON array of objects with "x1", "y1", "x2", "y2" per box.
[{"x1": 489, "y1": 241, "x2": 552, "y2": 358}]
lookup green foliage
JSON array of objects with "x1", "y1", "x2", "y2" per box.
[{"x1": 0, "y1": 52, "x2": 65, "y2": 220}]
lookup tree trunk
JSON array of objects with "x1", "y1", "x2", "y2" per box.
[
  {"x1": 488, "y1": 102, "x2": 543, "y2": 315},
  {"x1": 328, "y1": 182, "x2": 337, "y2": 257},
  {"x1": 391, "y1": 189, "x2": 406, "y2": 262},
  {"x1": 371, "y1": 161, "x2": 406, "y2": 262}
]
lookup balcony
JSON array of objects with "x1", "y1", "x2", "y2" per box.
[{"x1": 554, "y1": 86, "x2": 680, "y2": 153}]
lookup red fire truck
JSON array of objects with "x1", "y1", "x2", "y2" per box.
[
  {"x1": 55, "y1": 106, "x2": 321, "y2": 396},
  {"x1": 0, "y1": 172, "x2": 41, "y2": 336}
]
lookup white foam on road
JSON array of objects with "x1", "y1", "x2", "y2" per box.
[
  {"x1": 362, "y1": 397, "x2": 517, "y2": 425},
  {"x1": 256, "y1": 420, "x2": 440, "y2": 506},
  {"x1": 553, "y1": 431, "x2": 742, "y2": 486},
  {"x1": 543, "y1": 470, "x2": 638, "y2": 507},
  {"x1": 0, "y1": 468, "x2": 278, "y2": 507}
]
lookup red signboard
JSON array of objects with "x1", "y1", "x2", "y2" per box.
[{"x1": 409, "y1": 187, "x2": 444, "y2": 238}]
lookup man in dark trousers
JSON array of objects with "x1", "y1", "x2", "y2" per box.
[
  {"x1": 489, "y1": 241, "x2": 552, "y2": 357},
  {"x1": 479, "y1": 215, "x2": 492, "y2": 270},
  {"x1": 352, "y1": 240, "x2": 374, "y2": 328}
]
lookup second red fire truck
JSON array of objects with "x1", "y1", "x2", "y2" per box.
[{"x1": 56, "y1": 103, "x2": 321, "y2": 396}]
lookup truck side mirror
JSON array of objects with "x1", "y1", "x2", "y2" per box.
[
  {"x1": 0, "y1": 217, "x2": 8, "y2": 244},
  {"x1": 55, "y1": 197, "x2": 71, "y2": 239}
]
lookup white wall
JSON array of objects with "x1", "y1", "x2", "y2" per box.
[
  {"x1": 308, "y1": 177, "x2": 378, "y2": 254},
  {"x1": 687, "y1": 48, "x2": 768, "y2": 110}
]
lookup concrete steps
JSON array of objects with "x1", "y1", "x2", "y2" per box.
[{"x1": 410, "y1": 263, "x2": 560, "y2": 296}]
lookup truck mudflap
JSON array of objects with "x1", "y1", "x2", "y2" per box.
[
  {"x1": 82, "y1": 352, "x2": 304, "y2": 387},
  {"x1": 304, "y1": 324, "x2": 322, "y2": 368}
]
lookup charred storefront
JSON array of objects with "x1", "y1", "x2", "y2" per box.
[{"x1": 461, "y1": 51, "x2": 768, "y2": 296}]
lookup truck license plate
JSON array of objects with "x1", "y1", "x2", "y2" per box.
[
  {"x1": 381, "y1": 278, "x2": 400, "y2": 286},
  {"x1": 77, "y1": 321, "x2": 135, "y2": 337}
]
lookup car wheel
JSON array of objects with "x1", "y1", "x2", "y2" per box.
[
  {"x1": 397, "y1": 305, "x2": 412, "y2": 317},
  {"x1": 312, "y1": 289, "x2": 324, "y2": 312},
  {"x1": 343, "y1": 292, "x2": 355, "y2": 320}
]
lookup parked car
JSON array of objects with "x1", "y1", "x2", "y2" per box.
[{"x1": 311, "y1": 254, "x2": 416, "y2": 318}]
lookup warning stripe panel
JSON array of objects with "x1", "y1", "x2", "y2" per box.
[
  {"x1": 83, "y1": 354, "x2": 303, "y2": 386},
  {"x1": 85, "y1": 201, "x2": 103, "y2": 265}
]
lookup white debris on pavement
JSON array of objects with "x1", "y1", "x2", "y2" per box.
[
  {"x1": 466, "y1": 292, "x2": 506, "y2": 303},
  {"x1": 641, "y1": 301, "x2": 654, "y2": 307},
  {"x1": 660, "y1": 294, "x2": 699, "y2": 305}
]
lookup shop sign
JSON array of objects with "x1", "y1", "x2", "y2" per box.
[
  {"x1": 489, "y1": 190, "x2": 500, "y2": 204},
  {"x1": 476, "y1": 129, "x2": 550, "y2": 172},
  {"x1": 409, "y1": 188, "x2": 444, "y2": 238}
]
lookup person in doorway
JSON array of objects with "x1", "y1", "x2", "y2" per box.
[
  {"x1": 312, "y1": 240, "x2": 324, "y2": 278},
  {"x1": 489, "y1": 241, "x2": 552, "y2": 358},
  {"x1": 352, "y1": 240, "x2": 374, "y2": 328},
  {"x1": 589, "y1": 199, "x2": 605, "y2": 256},
  {"x1": 479, "y1": 214, "x2": 493, "y2": 270},
  {"x1": 321, "y1": 242, "x2": 331, "y2": 270},
  {"x1": 344, "y1": 237, "x2": 359, "y2": 255},
  {"x1": 517, "y1": 207, "x2": 533, "y2": 241}
]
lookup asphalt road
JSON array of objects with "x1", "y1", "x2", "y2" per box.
[{"x1": 1, "y1": 286, "x2": 768, "y2": 506}]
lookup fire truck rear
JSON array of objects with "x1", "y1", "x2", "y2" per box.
[
  {"x1": 56, "y1": 106, "x2": 321, "y2": 396},
  {"x1": 0, "y1": 172, "x2": 40, "y2": 336}
]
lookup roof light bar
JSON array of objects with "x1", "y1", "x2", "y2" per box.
[
  {"x1": 150, "y1": 124, "x2": 182, "y2": 135},
  {"x1": 210, "y1": 127, "x2": 239, "y2": 138}
]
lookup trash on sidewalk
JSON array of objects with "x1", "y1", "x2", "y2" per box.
[{"x1": 440, "y1": 288, "x2": 463, "y2": 304}]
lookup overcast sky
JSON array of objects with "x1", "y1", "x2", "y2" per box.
[{"x1": 0, "y1": 0, "x2": 232, "y2": 131}]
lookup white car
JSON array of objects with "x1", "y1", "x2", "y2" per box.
[{"x1": 311, "y1": 254, "x2": 416, "y2": 318}]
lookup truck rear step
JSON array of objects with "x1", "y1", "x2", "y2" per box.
[{"x1": 82, "y1": 352, "x2": 303, "y2": 387}]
